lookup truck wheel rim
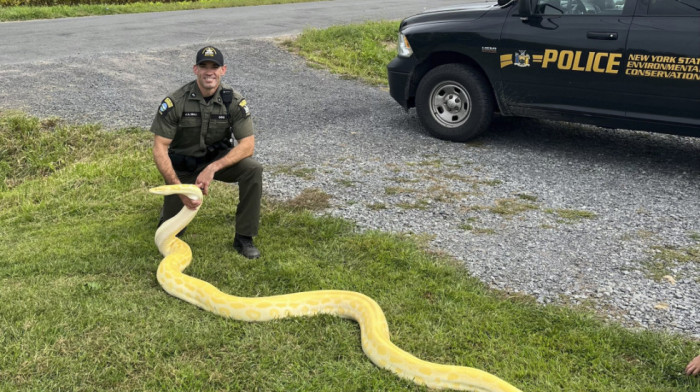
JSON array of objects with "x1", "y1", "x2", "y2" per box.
[{"x1": 429, "y1": 81, "x2": 471, "y2": 128}]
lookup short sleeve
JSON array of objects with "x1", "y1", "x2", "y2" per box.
[
  {"x1": 231, "y1": 93, "x2": 254, "y2": 140},
  {"x1": 150, "y1": 97, "x2": 179, "y2": 139}
]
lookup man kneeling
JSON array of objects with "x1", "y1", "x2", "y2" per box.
[{"x1": 150, "y1": 46, "x2": 262, "y2": 259}]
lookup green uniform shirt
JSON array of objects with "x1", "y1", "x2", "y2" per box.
[{"x1": 150, "y1": 81, "x2": 253, "y2": 157}]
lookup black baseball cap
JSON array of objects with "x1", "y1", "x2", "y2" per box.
[{"x1": 196, "y1": 46, "x2": 224, "y2": 66}]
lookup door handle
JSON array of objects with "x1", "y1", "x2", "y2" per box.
[{"x1": 587, "y1": 32, "x2": 618, "y2": 40}]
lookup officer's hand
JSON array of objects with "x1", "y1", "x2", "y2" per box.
[
  {"x1": 179, "y1": 194, "x2": 202, "y2": 210},
  {"x1": 195, "y1": 167, "x2": 216, "y2": 196}
]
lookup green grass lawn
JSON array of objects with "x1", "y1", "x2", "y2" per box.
[
  {"x1": 283, "y1": 21, "x2": 399, "y2": 86},
  {"x1": 1, "y1": 111, "x2": 699, "y2": 391},
  {"x1": 0, "y1": 0, "x2": 322, "y2": 22}
]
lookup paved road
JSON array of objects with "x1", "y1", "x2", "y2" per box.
[{"x1": 0, "y1": 0, "x2": 472, "y2": 65}]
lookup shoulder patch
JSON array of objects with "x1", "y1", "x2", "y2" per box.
[
  {"x1": 239, "y1": 99, "x2": 251, "y2": 118},
  {"x1": 159, "y1": 97, "x2": 174, "y2": 116}
]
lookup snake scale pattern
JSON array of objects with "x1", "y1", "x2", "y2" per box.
[{"x1": 150, "y1": 184, "x2": 522, "y2": 392}]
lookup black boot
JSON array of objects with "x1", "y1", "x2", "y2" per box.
[{"x1": 233, "y1": 234, "x2": 261, "y2": 259}]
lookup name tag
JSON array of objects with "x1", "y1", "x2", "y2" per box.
[{"x1": 183, "y1": 112, "x2": 201, "y2": 118}]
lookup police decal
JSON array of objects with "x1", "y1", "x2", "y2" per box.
[
  {"x1": 514, "y1": 50, "x2": 531, "y2": 67},
  {"x1": 500, "y1": 48, "x2": 623, "y2": 75},
  {"x1": 159, "y1": 97, "x2": 174, "y2": 116}
]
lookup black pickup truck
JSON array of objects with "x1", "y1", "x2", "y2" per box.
[{"x1": 387, "y1": 0, "x2": 700, "y2": 141}]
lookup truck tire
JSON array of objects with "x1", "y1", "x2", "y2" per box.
[{"x1": 415, "y1": 64, "x2": 494, "y2": 142}]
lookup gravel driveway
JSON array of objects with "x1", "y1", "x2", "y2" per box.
[{"x1": 1, "y1": 38, "x2": 698, "y2": 339}]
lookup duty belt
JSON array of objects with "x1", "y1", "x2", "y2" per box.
[{"x1": 168, "y1": 140, "x2": 231, "y2": 173}]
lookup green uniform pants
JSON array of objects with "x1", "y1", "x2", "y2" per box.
[{"x1": 160, "y1": 156, "x2": 262, "y2": 237}]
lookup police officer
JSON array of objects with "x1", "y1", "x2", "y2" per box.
[{"x1": 150, "y1": 46, "x2": 262, "y2": 259}]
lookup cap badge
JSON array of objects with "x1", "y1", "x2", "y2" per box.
[{"x1": 202, "y1": 47, "x2": 217, "y2": 57}]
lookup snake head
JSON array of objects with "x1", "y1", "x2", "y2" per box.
[{"x1": 149, "y1": 184, "x2": 203, "y2": 201}]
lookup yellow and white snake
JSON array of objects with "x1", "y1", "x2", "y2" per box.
[{"x1": 150, "y1": 184, "x2": 522, "y2": 392}]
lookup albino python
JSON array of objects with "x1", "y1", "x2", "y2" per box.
[{"x1": 150, "y1": 184, "x2": 522, "y2": 392}]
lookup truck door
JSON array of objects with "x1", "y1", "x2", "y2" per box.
[
  {"x1": 498, "y1": 0, "x2": 634, "y2": 118},
  {"x1": 623, "y1": 0, "x2": 700, "y2": 128}
]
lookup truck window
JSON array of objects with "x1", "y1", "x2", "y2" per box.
[
  {"x1": 537, "y1": 0, "x2": 626, "y2": 14},
  {"x1": 648, "y1": 0, "x2": 700, "y2": 14}
]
